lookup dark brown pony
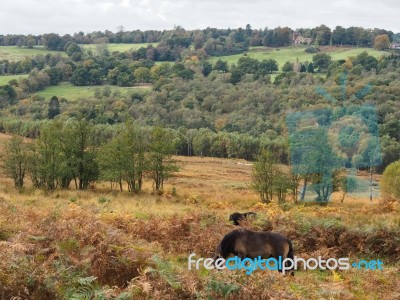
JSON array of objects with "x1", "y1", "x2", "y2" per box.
[
  {"x1": 214, "y1": 228, "x2": 294, "y2": 274},
  {"x1": 229, "y1": 212, "x2": 257, "y2": 225}
]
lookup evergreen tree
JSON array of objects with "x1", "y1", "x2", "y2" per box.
[
  {"x1": 48, "y1": 96, "x2": 61, "y2": 119},
  {"x1": 307, "y1": 62, "x2": 315, "y2": 73}
]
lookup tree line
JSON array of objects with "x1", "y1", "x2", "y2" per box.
[
  {"x1": 1, "y1": 119, "x2": 178, "y2": 192},
  {"x1": 251, "y1": 149, "x2": 357, "y2": 204},
  {"x1": 253, "y1": 149, "x2": 400, "y2": 204},
  {"x1": 1, "y1": 25, "x2": 396, "y2": 60}
]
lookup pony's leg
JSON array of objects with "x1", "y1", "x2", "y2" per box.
[
  {"x1": 275, "y1": 250, "x2": 288, "y2": 273},
  {"x1": 277, "y1": 247, "x2": 295, "y2": 276}
]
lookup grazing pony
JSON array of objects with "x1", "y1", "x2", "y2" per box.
[
  {"x1": 229, "y1": 212, "x2": 257, "y2": 225},
  {"x1": 214, "y1": 229, "x2": 294, "y2": 274}
]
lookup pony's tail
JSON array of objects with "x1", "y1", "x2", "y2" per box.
[
  {"x1": 287, "y1": 239, "x2": 294, "y2": 260},
  {"x1": 287, "y1": 239, "x2": 295, "y2": 276}
]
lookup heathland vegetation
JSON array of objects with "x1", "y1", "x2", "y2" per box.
[
  {"x1": 0, "y1": 153, "x2": 399, "y2": 299},
  {"x1": 0, "y1": 24, "x2": 399, "y2": 298}
]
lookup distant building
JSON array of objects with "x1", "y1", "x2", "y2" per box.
[
  {"x1": 293, "y1": 33, "x2": 312, "y2": 45},
  {"x1": 391, "y1": 42, "x2": 400, "y2": 49}
]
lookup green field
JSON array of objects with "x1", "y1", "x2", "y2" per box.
[
  {"x1": 0, "y1": 46, "x2": 67, "y2": 61},
  {"x1": 35, "y1": 83, "x2": 151, "y2": 100},
  {"x1": 0, "y1": 74, "x2": 29, "y2": 85},
  {"x1": 208, "y1": 46, "x2": 389, "y2": 70},
  {"x1": 81, "y1": 43, "x2": 158, "y2": 54},
  {"x1": 0, "y1": 44, "x2": 157, "y2": 61}
]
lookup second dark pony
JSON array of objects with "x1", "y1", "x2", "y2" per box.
[{"x1": 229, "y1": 212, "x2": 257, "y2": 225}]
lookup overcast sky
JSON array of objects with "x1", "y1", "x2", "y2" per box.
[{"x1": 1, "y1": 0, "x2": 399, "y2": 35}]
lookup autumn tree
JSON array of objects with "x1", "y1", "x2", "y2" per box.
[
  {"x1": 381, "y1": 160, "x2": 400, "y2": 201},
  {"x1": 374, "y1": 34, "x2": 391, "y2": 50}
]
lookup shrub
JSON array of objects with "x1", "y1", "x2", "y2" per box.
[
  {"x1": 98, "y1": 197, "x2": 111, "y2": 204},
  {"x1": 171, "y1": 185, "x2": 177, "y2": 196},
  {"x1": 381, "y1": 160, "x2": 400, "y2": 200},
  {"x1": 207, "y1": 278, "x2": 240, "y2": 298},
  {"x1": 305, "y1": 46, "x2": 320, "y2": 53}
]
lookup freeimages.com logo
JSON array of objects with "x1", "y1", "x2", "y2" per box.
[{"x1": 188, "y1": 253, "x2": 384, "y2": 275}]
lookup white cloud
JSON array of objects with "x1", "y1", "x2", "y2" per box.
[
  {"x1": 0, "y1": 0, "x2": 398, "y2": 34},
  {"x1": 121, "y1": 0, "x2": 131, "y2": 7}
]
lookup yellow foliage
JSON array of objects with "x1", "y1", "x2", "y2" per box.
[
  {"x1": 331, "y1": 270, "x2": 343, "y2": 282},
  {"x1": 251, "y1": 202, "x2": 269, "y2": 211},
  {"x1": 343, "y1": 58, "x2": 353, "y2": 69},
  {"x1": 208, "y1": 202, "x2": 229, "y2": 209}
]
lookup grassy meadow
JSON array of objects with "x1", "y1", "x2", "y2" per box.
[
  {"x1": 0, "y1": 46, "x2": 67, "y2": 61},
  {"x1": 0, "y1": 74, "x2": 29, "y2": 85},
  {"x1": 208, "y1": 46, "x2": 389, "y2": 70},
  {"x1": 34, "y1": 83, "x2": 151, "y2": 101},
  {"x1": 0, "y1": 44, "x2": 155, "y2": 62},
  {"x1": 81, "y1": 43, "x2": 158, "y2": 54},
  {"x1": 0, "y1": 148, "x2": 399, "y2": 299}
]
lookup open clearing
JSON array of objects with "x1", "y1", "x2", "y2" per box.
[
  {"x1": 81, "y1": 43, "x2": 158, "y2": 54},
  {"x1": 34, "y1": 82, "x2": 152, "y2": 100},
  {"x1": 208, "y1": 46, "x2": 389, "y2": 70},
  {"x1": 0, "y1": 43, "x2": 156, "y2": 61},
  {"x1": 0, "y1": 74, "x2": 29, "y2": 85},
  {"x1": 0, "y1": 46, "x2": 67, "y2": 61}
]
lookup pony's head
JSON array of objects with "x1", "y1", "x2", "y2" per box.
[
  {"x1": 212, "y1": 241, "x2": 223, "y2": 268},
  {"x1": 229, "y1": 212, "x2": 243, "y2": 225}
]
